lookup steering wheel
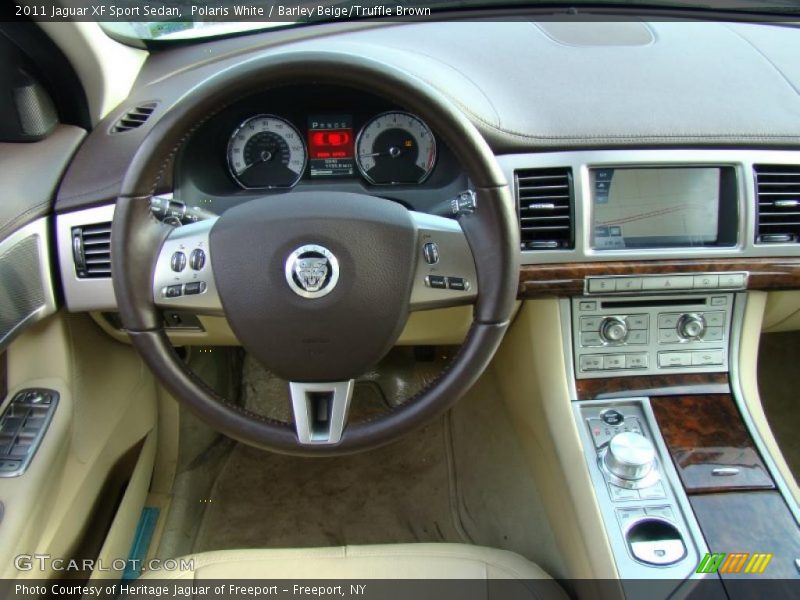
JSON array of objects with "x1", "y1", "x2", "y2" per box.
[{"x1": 112, "y1": 51, "x2": 519, "y2": 456}]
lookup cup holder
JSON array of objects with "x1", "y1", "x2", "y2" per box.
[{"x1": 625, "y1": 517, "x2": 687, "y2": 566}]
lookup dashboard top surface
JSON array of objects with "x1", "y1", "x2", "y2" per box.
[{"x1": 56, "y1": 18, "x2": 800, "y2": 212}]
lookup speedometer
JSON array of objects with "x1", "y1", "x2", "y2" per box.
[
  {"x1": 355, "y1": 112, "x2": 436, "y2": 185},
  {"x1": 227, "y1": 115, "x2": 307, "y2": 189}
]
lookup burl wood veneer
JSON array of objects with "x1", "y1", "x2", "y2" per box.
[{"x1": 650, "y1": 394, "x2": 774, "y2": 494}]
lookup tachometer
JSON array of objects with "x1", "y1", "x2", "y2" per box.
[
  {"x1": 227, "y1": 115, "x2": 306, "y2": 189},
  {"x1": 355, "y1": 112, "x2": 436, "y2": 185}
]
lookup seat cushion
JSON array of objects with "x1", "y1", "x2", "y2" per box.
[{"x1": 142, "y1": 544, "x2": 566, "y2": 597}]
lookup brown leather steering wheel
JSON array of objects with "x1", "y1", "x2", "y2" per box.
[{"x1": 112, "y1": 51, "x2": 519, "y2": 456}]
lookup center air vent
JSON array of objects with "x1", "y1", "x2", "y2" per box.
[
  {"x1": 754, "y1": 164, "x2": 800, "y2": 244},
  {"x1": 71, "y1": 222, "x2": 111, "y2": 278},
  {"x1": 111, "y1": 102, "x2": 157, "y2": 133},
  {"x1": 515, "y1": 167, "x2": 574, "y2": 250}
]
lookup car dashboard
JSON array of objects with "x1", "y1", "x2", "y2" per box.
[{"x1": 36, "y1": 16, "x2": 800, "y2": 587}]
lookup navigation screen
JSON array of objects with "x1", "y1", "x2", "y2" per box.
[{"x1": 591, "y1": 168, "x2": 721, "y2": 249}]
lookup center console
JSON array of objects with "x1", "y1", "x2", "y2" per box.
[{"x1": 499, "y1": 148, "x2": 800, "y2": 596}]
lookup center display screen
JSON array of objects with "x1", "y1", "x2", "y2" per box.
[{"x1": 591, "y1": 167, "x2": 722, "y2": 249}]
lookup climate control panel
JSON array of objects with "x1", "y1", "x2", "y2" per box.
[{"x1": 572, "y1": 293, "x2": 733, "y2": 378}]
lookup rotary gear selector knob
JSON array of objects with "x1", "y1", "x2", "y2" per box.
[
  {"x1": 603, "y1": 431, "x2": 656, "y2": 481},
  {"x1": 677, "y1": 313, "x2": 706, "y2": 339},
  {"x1": 600, "y1": 317, "x2": 628, "y2": 343}
]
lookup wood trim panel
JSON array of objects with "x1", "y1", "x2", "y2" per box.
[
  {"x1": 651, "y1": 395, "x2": 774, "y2": 494},
  {"x1": 519, "y1": 257, "x2": 800, "y2": 298},
  {"x1": 575, "y1": 372, "x2": 729, "y2": 401},
  {"x1": 690, "y1": 491, "x2": 800, "y2": 581}
]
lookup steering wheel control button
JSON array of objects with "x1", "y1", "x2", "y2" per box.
[
  {"x1": 601, "y1": 409, "x2": 624, "y2": 426},
  {"x1": 422, "y1": 242, "x2": 440, "y2": 265},
  {"x1": 285, "y1": 244, "x2": 340, "y2": 299},
  {"x1": 425, "y1": 275, "x2": 447, "y2": 289},
  {"x1": 447, "y1": 277, "x2": 468, "y2": 291},
  {"x1": 165, "y1": 285, "x2": 183, "y2": 298},
  {"x1": 184, "y1": 282, "x2": 206, "y2": 295},
  {"x1": 170, "y1": 251, "x2": 187, "y2": 272},
  {"x1": 189, "y1": 248, "x2": 206, "y2": 270}
]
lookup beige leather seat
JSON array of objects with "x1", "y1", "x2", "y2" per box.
[{"x1": 143, "y1": 544, "x2": 566, "y2": 596}]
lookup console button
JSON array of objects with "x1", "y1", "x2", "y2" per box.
[
  {"x1": 600, "y1": 317, "x2": 628, "y2": 343},
  {"x1": 719, "y1": 273, "x2": 746, "y2": 288},
  {"x1": 587, "y1": 418, "x2": 614, "y2": 447},
  {"x1": 601, "y1": 409, "x2": 625, "y2": 426},
  {"x1": 639, "y1": 481, "x2": 667, "y2": 500},
  {"x1": 627, "y1": 314, "x2": 648, "y2": 330},
  {"x1": 703, "y1": 326, "x2": 724, "y2": 341},
  {"x1": 578, "y1": 301, "x2": 597, "y2": 311},
  {"x1": 617, "y1": 507, "x2": 647, "y2": 527},
  {"x1": 710, "y1": 296, "x2": 727, "y2": 306},
  {"x1": 627, "y1": 330, "x2": 648, "y2": 345},
  {"x1": 704, "y1": 312, "x2": 725, "y2": 327},
  {"x1": 646, "y1": 506, "x2": 675, "y2": 521},
  {"x1": 642, "y1": 276, "x2": 693, "y2": 291},
  {"x1": 580, "y1": 316, "x2": 603, "y2": 332},
  {"x1": 189, "y1": 249, "x2": 206, "y2": 270},
  {"x1": 170, "y1": 251, "x2": 187, "y2": 272},
  {"x1": 658, "y1": 352, "x2": 692, "y2": 367},
  {"x1": 693, "y1": 274, "x2": 719, "y2": 289},
  {"x1": 677, "y1": 313, "x2": 706, "y2": 339},
  {"x1": 615, "y1": 278, "x2": 643, "y2": 292},
  {"x1": 657, "y1": 313, "x2": 680, "y2": 329},
  {"x1": 609, "y1": 484, "x2": 640, "y2": 501},
  {"x1": 579, "y1": 355, "x2": 604, "y2": 371},
  {"x1": 588, "y1": 278, "x2": 615, "y2": 293},
  {"x1": 165, "y1": 285, "x2": 183, "y2": 298},
  {"x1": 603, "y1": 354, "x2": 626, "y2": 370},
  {"x1": 625, "y1": 354, "x2": 648, "y2": 369},
  {"x1": 658, "y1": 329, "x2": 681, "y2": 344},
  {"x1": 580, "y1": 332, "x2": 603, "y2": 347},
  {"x1": 447, "y1": 277, "x2": 467, "y2": 291},
  {"x1": 425, "y1": 275, "x2": 447, "y2": 289},
  {"x1": 691, "y1": 349, "x2": 724, "y2": 366}
]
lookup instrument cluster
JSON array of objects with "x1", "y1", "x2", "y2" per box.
[{"x1": 225, "y1": 110, "x2": 437, "y2": 189}]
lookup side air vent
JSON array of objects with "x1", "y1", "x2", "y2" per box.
[
  {"x1": 515, "y1": 167, "x2": 574, "y2": 250},
  {"x1": 71, "y1": 222, "x2": 111, "y2": 278},
  {"x1": 111, "y1": 102, "x2": 157, "y2": 133},
  {"x1": 755, "y1": 164, "x2": 800, "y2": 244}
]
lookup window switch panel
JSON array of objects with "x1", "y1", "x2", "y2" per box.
[{"x1": 0, "y1": 389, "x2": 58, "y2": 477}]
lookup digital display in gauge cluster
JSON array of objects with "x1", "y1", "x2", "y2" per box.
[
  {"x1": 225, "y1": 110, "x2": 437, "y2": 189},
  {"x1": 307, "y1": 115, "x2": 355, "y2": 178}
]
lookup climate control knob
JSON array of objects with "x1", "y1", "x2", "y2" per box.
[
  {"x1": 600, "y1": 317, "x2": 629, "y2": 343},
  {"x1": 603, "y1": 432, "x2": 656, "y2": 481},
  {"x1": 677, "y1": 313, "x2": 706, "y2": 340}
]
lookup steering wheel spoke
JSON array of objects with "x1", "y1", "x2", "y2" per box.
[
  {"x1": 409, "y1": 211, "x2": 478, "y2": 311},
  {"x1": 289, "y1": 380, "x2": 355, "y2": 445},
  {"x1": 153, "y1": 218, "x2": 224, "y2": 316}
]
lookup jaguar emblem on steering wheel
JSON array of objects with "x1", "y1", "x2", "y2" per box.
[{"x1": 285, "y1": 244, "x2": 340, "y2": 299}]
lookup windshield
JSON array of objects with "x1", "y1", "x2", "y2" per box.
[{"x1": 99, "y1": 0, "x2": 800, "y2": 42}]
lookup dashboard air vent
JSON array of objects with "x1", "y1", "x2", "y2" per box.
[
  {"x1": 755, "y1": 164, "x2": 800, "y2": 244},
  {"x1": 515, "y1": 167, "x2": 574, "y2": 250},
  {"x1": 111, "y1": 102, "x2": 157, "y2": 133},
  {"x1": 71, "y1": 222, "x2": 111, "y2": 278}
]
